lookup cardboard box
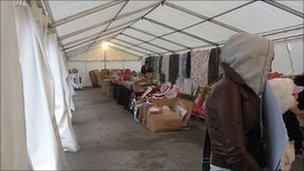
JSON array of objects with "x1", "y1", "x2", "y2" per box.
[
  {"x1": 146, "y1": 98, "x2": 193, "y2": 132},
  {"x1": 139, "y1": 104, "x2": 150, "y2": 124},
  {"x1": 146, "y1": 111, "x2": 182, "y2": 132}
]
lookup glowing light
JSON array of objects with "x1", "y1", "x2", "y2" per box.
[{"x1": 100, "y1": 41, "x2": 110, "y2": 49}]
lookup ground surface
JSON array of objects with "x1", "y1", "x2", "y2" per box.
[
  {"x1": 66, "y1": 87, "x2": 205, "y2": 170},
  {"x1": 66, "y1": 87, "x2": 303, "y2": 170}
]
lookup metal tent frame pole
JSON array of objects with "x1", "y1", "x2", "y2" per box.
[
  {"x1": 144, "y1": 17, "x2": 218, "y2": 45},
  {"x1": 164, "y1": 2, "x2": 247, "y2": 33},
  {"x1": 114, "y1": 38, "x2": 160, "y2": 54},
  {"x1": 58, "y1": 3, "x2": 159, "y2": 40},
  {"x1": 120, "y1": 33, "x2": 174, "y2": 53},
  {"x1": 108, "y1": 40, "x2": 151, "y2": 55},
  {"x1": 263, "y1": 0, "x2": 304, "y2": 19},
  {"x1": 63, "y1": 33, "x2": 119, "y2": 50},
  {"x1": 88, "y1": 0, "x2": 130, "y2": 50},
  {"x1": 52, "y1": 0, "x2": 124, "y2": 27},
  {"x1": 129, "y1": 27, "x2": 191, "y2": 49},
  {"x1": 109, "y1": 45, "x2": 142, "y2": 58},
  {"x1": 64, "y1": 27, "x2": 126, "y2": 47}
]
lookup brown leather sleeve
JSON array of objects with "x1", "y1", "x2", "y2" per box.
[{"x1": 211, "y1": 82, "x2": 261, "y2": 171}]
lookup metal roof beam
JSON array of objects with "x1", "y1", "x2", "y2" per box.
[
  {"x1": 120, "y1": 33, "x2": 174, "y2": 52},
  {"x1": 88, "y1": 1, "x2": 129, "y2": 49},
  {"x1": 63, "y1": 34, "x2": 119, "y2": 51},
  {"x1": 109, "y1": 45, "x2": 142, "y2": 58},
  {"x1": 263, "y1": 0, "x2": 304, "y2": 19},
  {"x1": 104, "y1": 0, "x2": 129, "y2": 32},
  {"x1": 164, "y1": 1, "x2": 247, "y2": 33},
  {"x1": 144, "y1": 17, "x2": 218, "y2": 45},
  {"x1": 109, "y1": 1, "x2": 164, "y2": 43},
  {"x1": 64, "y1": 27, "x2": 124, "y2": 47},
  {"x1": 59, "y1": 3, "x2": 158, "y2": 40},
  {"x1": 109, "y1": 40, "x2": 150, "y2": 55},
  {"x1": 62, "y1": 21, "x2": 132, "y2": 47},
  {"x1": 52, "y1": 0, "x2": 124, "y2": 27},
  {"x1": 129, "y1": 26, "x2": 191, "y2": 49},
  {"x1": 113, "y1": 37, "x2": 159, "y2": 54}
]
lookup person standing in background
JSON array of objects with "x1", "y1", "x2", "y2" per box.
[{"x1": 141, "y1": 60, "x2": 153, "y2": 75}]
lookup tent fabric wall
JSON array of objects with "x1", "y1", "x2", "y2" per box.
[
  {"x1": 0, "y1": 1, "x2": 31, "y2": 170},
  {"x1": 272, "y1": 38, "x2": 304, "y2": 75},
  {"x1": 46, "y1": 34, "x2": 79, "y2": 152},
  {"x1": 68, "y1": 60, "x2": 141, "y2": 87},
  {"x1": 15, "y1": 5, "x2": 67, "y2": 170}
]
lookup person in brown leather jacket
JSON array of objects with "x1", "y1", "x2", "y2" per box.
[{"x1": 206, "y1": 34, "x2": 274, "y2": 170}]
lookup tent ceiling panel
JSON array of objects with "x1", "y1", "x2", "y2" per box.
[
  {"x1": 56, "y1": 3, "x2": 124, "y2": 36},
  {"x1": 107, "y1": 10, "x2": 148, "y2": 30},
  {"x1": 138, "y1": 43, "x2": 167, "y2": 53},
  {"x1": 62, "y1": 26, "x2": 106, "y2": 45},
  {"x1": 163, "y1": 32, "x2": 209, "y2": 47},
  {"x1": 278, "y1": 1, "x2": 304, "y2": 13},
  {"x1": 132, "y1": 20, "x2": 172, "y2": 36},
  {"x1": 110, "y1": 39, "x2": 151, "y2": 55},
  {"x1": 184, "y1": 21, "x2": 237, "y2": 42},
  {"x1": 216, "y1": 1, "x2": 304, "y2": 33},
  {"x1": 119, "y1": 1, "x2": 156, "y2": 16},
  {"x1": 149, "y1": 39, "x2": 184, "y2": 50},
  {"x1": 115, "y1": 34, "x2": 143, "y2": 45},
  {"x1": 147, "y1": 5, "x2": 201, "y2": 29},
  {"x1": 123, "y1": 29, "x2": 155, "y2": 41},
  {"x1": 49, "y1": 1, "x2": 109, "y2": 20},
  {"x1": 265, "y1": 29, "x2": 304, "y2": 40},
  {"x1": 111, "y1": 45, "x2": 145, "y2": 56},
  {"x1": 169, "y1": 1, "x2": 249, "y2": 18}
]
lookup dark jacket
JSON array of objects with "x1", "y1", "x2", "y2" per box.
[
  {"x1": 206, "y1": 63, "x2": 264, "y2": 170},
  {"x1": 283, "y1": 110, "x2": 304, "y2": 154}
]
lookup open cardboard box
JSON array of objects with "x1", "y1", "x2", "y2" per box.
[{"x1": 146, "y1": 97, "x2": 193, "y2": 132}]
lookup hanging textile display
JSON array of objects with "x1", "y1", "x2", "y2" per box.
[
  {"x1": 177, "y1": 52, "x2": 189, "y2": 81},
  {"x1": 158, "y1": 55, "x2": 163, "y2": 82},
  {"x1": 208, "y1": 47, "x2": 221, "y2": 85},
  {"x1": 191, "y1": 49, "x2": 211, "y2": 87},
  {"x1": 153, "y1": 56, "x2": 159, "y2": 80},
  {"x1": 15, "y1": 6, "x2": 67, "y2": 170},
  {"x1": 161, "y1": 54, "x2": 170, "y2": 83},
  {"x1": 169, "y1": 54, "x2": 179, "y2": 84},
  {"x1": 185, "y1": 52, "x2": 191, "y2": 78}
]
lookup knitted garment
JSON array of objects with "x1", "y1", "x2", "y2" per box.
[
  {"x1": 169, "y1": 54, "x2": 179, "y2": 84},
  {"x1": 161, "y1": 54, "x2": 170, "y2": 83},
  {"x1": 191, "y1": 49, "x2": 211, "y2": 87},
  {"x1": 208, "y1": 47, "x2": 221, "y2": 85},
  {"x1": 178, "y1": 52, "x2": 188, "y2": 81},
  {"x1": 185, "y1": 52, "x2": 191, "y2": 78}
]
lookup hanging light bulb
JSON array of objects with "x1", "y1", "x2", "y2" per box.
[{"x1": 101, "y1": 41, "x2": 109, "y2": 49}]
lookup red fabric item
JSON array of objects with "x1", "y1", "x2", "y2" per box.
[
  {"x1": 267, "y1": 72, "x2": 281, "y2": 80},
  {"x1": 192, "y1": 87, "x2": 208, "y2": 116}
]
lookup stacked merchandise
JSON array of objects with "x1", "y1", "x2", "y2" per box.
[{"x1": 89, "y1": 70, "x2": 98, "y2": 87}]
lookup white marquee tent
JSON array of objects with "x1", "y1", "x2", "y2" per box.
[
  {"x1": 40, "y1": 0, "x2": 304, "y2": 86},
  {"x1": 1, "y1": 1, "x2": 303, "y2": 170}
]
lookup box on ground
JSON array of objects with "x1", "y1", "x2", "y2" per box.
[{"x1": 146, "y1": 97, "x2": 193, "y2": 132}]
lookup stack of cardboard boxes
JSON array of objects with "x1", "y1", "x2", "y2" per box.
[{"x1": 140, "y1": 98, "x2": 193, "y2": 132}]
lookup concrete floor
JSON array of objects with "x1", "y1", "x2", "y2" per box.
[
  {"x1": 66, "y1": 87, "x2": 205, "y2": 170},
  {"x1": 66, "y1": 87, "x2": 303, "y2": 170}
]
